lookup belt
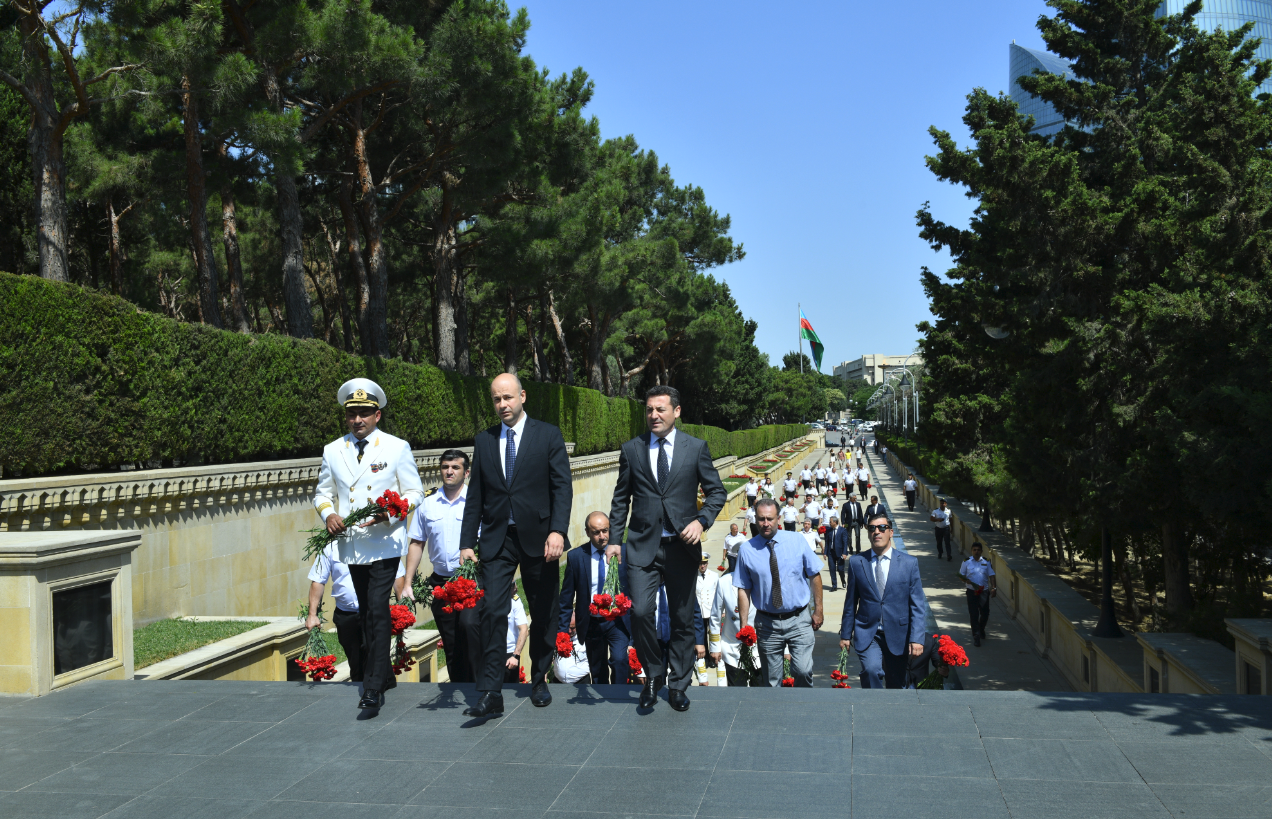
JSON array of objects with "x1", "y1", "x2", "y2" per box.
[
  {"x1": 757, "y1": 605, "x2": 806, "y2": 620},
  {"x1": 660, "y1": 535, "x2": 680, "y2": 544}
]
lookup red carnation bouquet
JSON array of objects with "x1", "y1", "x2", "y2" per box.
[
  {"x1": 555, "y1": 631, "x2": 575, "y2": 659},
  {"x1": 589, "y1": 555, "x2": 633, "y2": 621},
  {"x1": 294, "y1": 600, "x2": 336, "y2": 681},
  {"x1": 830, "y1": 646, "x2": 852, "y2": 688},
  {"x1": 518, "y1": 666, "x2": 528, "y2": 683},
  {"x1": 627, "y1": 646, "x2": 643, "y2": 682},
  {"x1": 735, "y1": 625, "x2": 762, "y2": 685},
  {"x1": 433, "y1": 557, "x2": 484, "y2": 613},
  {"x1": 390, "y1": 600, "x2": 417, "y2": 676},
  {"x1": 916, "y1": 633, "x2": 969, "y2": 690},
  {"x1": 781, "y1": 656, "x2": 794, "y2": 687},
  {"x1": 302, "y1": 489, "x2": 413, "y2": 561}
]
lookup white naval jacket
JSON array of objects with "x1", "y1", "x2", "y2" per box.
[
  {"x1": 709, "y1": 571, "x2": 759, "y2": 670},
  {"x1": 313, "y1": 430, "x2": 425, "y2": 564}
]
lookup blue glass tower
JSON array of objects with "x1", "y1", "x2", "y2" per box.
[{"x1": 1008, "y1": 43, "x2": 1074, "y2": 137}]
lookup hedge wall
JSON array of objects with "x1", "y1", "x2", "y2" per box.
[{"x1": 0, "y1": 273, "x2": 806, "y2": 476}]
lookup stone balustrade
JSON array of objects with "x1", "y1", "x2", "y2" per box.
[
  {"x1": 1136, "y1": 632, "x2": 1236, "y2": 695},
  {"x1": 1227, "y1": 618, "x2": 1272, "y2": 695}
]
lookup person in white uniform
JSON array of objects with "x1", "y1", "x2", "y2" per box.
[
  {"x1": 780, "y1": 498, "x2": 799, "y2": 532},
  {"x1": 723, "y1": 524, "x2": 748, "y2": 572},
  {"x1": 695, "y1": 552, "x2": 720, "y2": 684},
  {"x1": 305, "y1": 545, "x2": 405, "y2": 682},
  {"x1": 313, "y1": 378, "x2": 424, "y2": 710},
  {"x1": 506, "y1": 594, "x2": 530, "y2": 683},
  {"x1": 959, "y1": 542, "x2": 997, "y2": 646},
  {"x1": 709, "y1": 566, "x2": 759, "y2": 686},
  {"x1": 553, "y1": 617, "x2": 591, "y2": 684}
]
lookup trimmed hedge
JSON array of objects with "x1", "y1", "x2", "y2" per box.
[{"x1": 0, "y1": 273, "x2": 806, "y2": 476}]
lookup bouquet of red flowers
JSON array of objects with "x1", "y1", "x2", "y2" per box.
[
  {"x1": 830, "y1": 646, "x2": 852, "y2": 688},
  {"x1": 390, "y1": 601, "x2": 417, "y2": 676},
  {"x1": 302, "y1": 489, "x2": 413, "y2": 561},
  {"x1": 627, "y1": 646, "x2": 643, "y2": 682},
  {"x1": 916, "y1": 633, "x2": 969, "y2": 690},
  {"x1": 555, "y1": 631, "x2": 575, "y2": 659},
  {"x1": 518, "y1": 666, "x2": 528, "y2": 683},
  {"x1": 735, "y1": 625, "x2": 762, "y2": 685},
  {"x1": 589, "y1": 556, "x2": 633, "y2": 621},
  {"x1": 780, "y1": 656, "x2": 794, "y2": 687},
  {"x1": 433, "y1": 557, "x2": 484, "y2": 613},
  {"x1": 294, "y1": 601, "x2": 337, "y2": 681}
]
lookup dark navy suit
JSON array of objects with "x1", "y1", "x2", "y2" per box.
[
  {"x1": 841, "y1": 548, "x2": 928, "y2": 689},
  {"x1": 560, "y1": 542, "x2": 631, "y2": 684},
  {"x1": 827, "y1": 525, "x2": 851, "y2": 589}
]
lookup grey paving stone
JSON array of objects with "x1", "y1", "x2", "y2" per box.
[
  {"x1": 983, "y1": 737, "x2": 1140, "y2": 782},
  {"x1": 1149, "y1": 783, "x2": 1272, "y2": 819},
  {"x1": 851, "y1": 772, "x2": 1009, "y2": 817},
  {"x1": 0, "y1": 789, "x2": 133, "y2": 819},
  {"x1": 1118, "y1": 739, "x2": 1272, "y2": 784},
  {"x1": 851, "y1": 734, "x2": 992, "y2": 778},
  {"x1": 1094, "y1": 706, "x2": 1260, "y2": 742},
  {"x1": 0, "y1": 748, "x2": 97, "y2": 791},
  {"x1": 460, "y1": 726, "x2": 605, "y2": 766},
  {"x1": 715, "y1": 732, "x2": 850, "y2": 774},
  {"x1": 275, "y1": 758, "x2": 450, "y2": 804},
  {"x1": 247, "y1": 800, "x2": 400, "y2": 819},
  {"x1": 223, "y1": 717, "x2": 388, "y2": 760},
  {"x1": 586, "y1": 727, "x2": 727, "y2": 769},
  {"x1": 340, "y1": 722, "x2": 493, "y2": 761},
  {"x1": 699, "y1": 770, "x2": 843, "y2": 819},
  {"x1": 111, "y1": 718, "x2": 271, "y2": 755},
  {"x1": 99, "y1": 795, "x2": 265, "y2": 819},
  {"x1": 160, "y1": 755, "x2": 322, "y2": 800},
  {"x1": 392, "y1": 807, "x2": 542, "y2": 819},
  {"x1": 728, "y1": 702, "x2": 852, "y2": 736},
  {"x1": 852, "y1": 704, "x2": 978, "y2": 737},
  {"x1": 546, "y1": 813, "x2": 685, "y2": 819},
  {"x1": 997, "y1": 778, "x2": 1172, "y2": 819},
  {"x1": 553, "y1": 765, "x2": 709, "y2": 816},
  {"x1": 410, "y1": 761, "x2": 578, "y2": 811},
  {"x1": 88, "y1": 694, "x2": 226, "y2": 721},
  {"x1": 23, "y1": 718, "x2": 171, "y2": 753},
  {"x1": 611, "y1": 699, "x2": 739, "y2": 730},
  {"x1": 0, "y1": 717, "x2": 68, "y2": 749},
  {"x1": 187, "y1": 694, "x2": 317, "y2": 723},
  {"x1": 0, "y1": 696, "x2": 32, "y2": 710},
  {"x1": 23, "y1": 751, "x2": 209, "y2": 796},
  {"x1": 4, "y1": 692, "x2": 112, "y2": 719},
  {"x1": 971, "y1": 706, "x2": 1111, "y2": 739},
  {"x1": 498, "y1": 703, "x2": 622, "y2": 731}
]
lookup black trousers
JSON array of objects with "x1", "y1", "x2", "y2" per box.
[
  {"x1": 504, "y1": 652, "x2": 521, "y2": 684},
  {"x1": 905, "y1": 490, "x2": 916, "y2": 511},
  {"x1": 331, "y1": 606, "x2": 366, "y2": 682},
  {"x1": 966, "y1": 589, "x2": 991, "y2": 637},
  {"x1": 825, "y1": 553, "x2": 842, "y2": 588},
  {"x1": 783, "y1": 522, "x2": 797, "y2": 532},
  {"x1": 847, "y1": 524, "x2": 862, "y2": 553},
  {"x1": 347, "y1": 557, "x2": 398, "y2": 693},
  {"x1": 428, "y1": 573, "x2": 481, "y2": 684},
  {"x1": 746, "y1": 495, "x2": 757, "y2": 510},
  {"x1": 748, "y1": 523, "x2": 760, "y2": 537},
  {"x1": 584, "y1": 618, "x2": 631, "y2": 684},
  {"x1": 478, "y1": 527, "x2": 559, "y2": 692},
  {"x1": 629, "y1": 536, "x2": 698, "y2": 691},
  {"x1": 935, "y1": 527, "x2": 952, "y2": 557},
  {"x1": 857, "y1": 480, "x2": 869, "y2": 499},
  {"x1": 725, "y1": 662, "x2": 756, "y2": 687}
]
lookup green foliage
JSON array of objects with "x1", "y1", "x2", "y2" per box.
[
  {"x1": 0, "y1": 272, "x2": 801, "y2": 475},
  {"x1": 134, "y1": 618, "x2": 267, "y2": 669}
]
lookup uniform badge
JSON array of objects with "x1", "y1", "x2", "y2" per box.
[{"x1": 370, "y1": 461, "x2": 389, "y2": 473}]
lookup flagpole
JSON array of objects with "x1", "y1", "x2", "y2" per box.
[{"x1": 798, "y1": 303, "x2": 804, "y2": 374}]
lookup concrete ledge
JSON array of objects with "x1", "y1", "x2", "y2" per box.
[
  {"x1": 1137, "y1": 632, "x2": 1236, "y2": 695},
  {"x1": 135, "y1": 617, "x2": 307, "y2": 681},
  {"x1": 1227, "y1": 618, "x2": 1272, "y2": 695}
]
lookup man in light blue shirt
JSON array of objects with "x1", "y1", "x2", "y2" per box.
[{"x1": 735, "y1": 498, "x2": 824, "y2": 686}]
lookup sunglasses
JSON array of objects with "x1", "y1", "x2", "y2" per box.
[{"x1": 866, "y1": 524, "x2": 891, "y2": 533}]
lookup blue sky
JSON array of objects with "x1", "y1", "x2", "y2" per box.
[{"x1": 518, "y1": 0, "x2": 1056, "y2": 371}]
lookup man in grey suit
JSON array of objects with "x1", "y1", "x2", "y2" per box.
[{"x1": 609, "y1": 386, "x2": 727, "y2": 712}]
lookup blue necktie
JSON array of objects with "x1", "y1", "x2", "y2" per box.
[
  {"x1": 596, "y1": 549, "x2": 606, "y2": 595},
  {"x1": 658, "y1": 585, "x2": 670, "y2": 642},
  {"x1": 505, "y1": 428, "x2": 516, "y2": 487}
]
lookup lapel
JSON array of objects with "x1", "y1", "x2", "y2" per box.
[
  {"x1": 509, "y1": 417, "x2": 534, "y2": 489},
  {"x1": 637, "y1": 432, "x2": 659, "y2": 488},
  {"x1": 662, "y1": 428, "x2": 692, "y2": 495}
]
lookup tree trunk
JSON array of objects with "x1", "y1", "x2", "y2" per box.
[
  {"x1": 1162, "y1": 521, "x2": 1193, "y2": 618},
  {"x1": 346, "y1": 104, "x2": 390, "y2": 357},
  {"x1": 319, "y1": 215, "x2": 355, "y2": 352},
  {"x1": 336, "y1": 177, "x2": 371, "y2": 352},
  {"x1": 216, "y1": 143, "x2": 250, "y2": 333},
  {"x1": 531, "y1": 298, "x2": 546, "y2": 381},
  {"x1": 586, "y1": 303, "x2": 605, "y2": 390},
  {"x1": 1113, "y1": 535, "x2": 1140, "y2": 620},
  {"x1": 262, "y1": 70, "x2": 311, "y2": 338},
  {"x1": 181, "y1": 76, "x2": 223, "y2": 328},
  {"x1": 432, "y1": 185, "x2": 461, "y2": 371},
  {"x1": 504, "y1": 288, "x2": 518, "y2": 374},
  {"x1": 106, "y1": 195, "x2": 126, "y2": 295},
  {"x1": 455, "y1": 271, "x2": 471, "y2": 375},
  {"x1": 546, "y1": 288, "x2": 573, "y2": 385},
  {"x1": 19, "y1": 15, "x2": 70, "y2": 283}
]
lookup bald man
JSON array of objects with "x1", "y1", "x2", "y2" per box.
[{"x1": 461, "y1": 373, "x2": 574, "y2": 719}]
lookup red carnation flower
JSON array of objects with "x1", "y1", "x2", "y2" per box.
[
  {"x1": 555, "y1": 631, "x2": 574, "y2": 659},
  {"x1": 627, "y1": 646, "x2": 643, "y2": 680},
  {"x1": 735, "y1": 626, "x2": 757, "y2": 647}
]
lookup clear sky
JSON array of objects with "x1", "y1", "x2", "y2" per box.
[{"x1": 518, "y1": 0, "x2": 1056, "y2": 372}]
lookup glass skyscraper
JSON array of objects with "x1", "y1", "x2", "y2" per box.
[{"x1": 1011, "y1": 1, "x2": 1272, "y2": 136}]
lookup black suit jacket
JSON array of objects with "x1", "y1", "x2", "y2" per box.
[
  {"x1": 842, "y1": 501, "x2": 864, "y2": 527},
  {"x1": 560, "y1": 542, "x2": 631, "y2": 642},
  {"x1": 864, "y1": 503, "x2": 886, "y2": 523},
  {"x1": 608, "y1": 429, "x2": 727, "y2": 569},
  {"x1": 460, "y1": 416, "x2": 573, "y2": 558}
]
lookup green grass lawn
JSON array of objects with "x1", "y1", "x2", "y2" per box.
[
  {"x1": 134, "y1": 619, "x2": 267, "y2": 669},
  {"x1": 721, "y1": 477, "x2": 749, "y2": 493}
]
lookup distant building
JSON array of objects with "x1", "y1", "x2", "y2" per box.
[
  {"x1": 834, "y1": 354, "x2": 922, "y2": 387},
  {"x1": 1008, "y1": 43, "x2": 1074, "y2": 137}
]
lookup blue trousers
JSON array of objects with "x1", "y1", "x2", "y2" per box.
[
  {"x1": 584, "y1": 618, "x2": 631, "y2": 684},
  {"x1": 856, "y1": 633, "x2": 912, "y2": 689}
]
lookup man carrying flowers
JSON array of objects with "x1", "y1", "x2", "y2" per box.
[
  {"x1": 559, "y1": 512, "x2": 632, "y2": 684},
  {"x1": 313, "y1": 379, "x2": 424, "y2": 711}
]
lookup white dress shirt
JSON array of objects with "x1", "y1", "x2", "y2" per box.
[
  {"x1": 932, "y1": 508, "x2": 951, "y2": 529},
  {"x1": 960, "y1": 556, "x2": 995, "y2": 590},
  {"x1": 724, "y1": 533, "x2": 747, "y2": 557},
  {"x1": 589, "y1": 545, "x2": 604, "y2": 596},
  {"x1": 745, "y1": 481, "x2": 758, "y2": 497},
  {"x1": 904, "y1": 479, "x2": 918, "y2": 492},
  {"x1": 407, "y1": 485, "x2": 468, "y2": 577},
  {"x1": 506, "y1": 598, "x2": 529, "y2": 653},
  {"x1": 648, "y1": 426, "x2": 678, "y2": 537},
  {"x1": 498, "y1": 412, "x2": 529, "y2": 524},
  {"x1": 815, "y1": 468, "x2": 826, "y2": 481},
  {"x1": 804, "y1": 500, "x2": 822, "y2": 522},
  {"x1": 745, "y1": 507, "x2": 757, "y2": 525},
  {"x1": 856, "y1": 468, "x2": 870, "y2": 483},
  {"x1": 801, "y1": 529, "x2": 820, "y2": 554},
  {"x1": 781, "y1": 505, "x2": 799, "y2": 523},
  {"x1": 783, "y1": 479, "x2": 797, "y2": 494},
  {"x1": 800, "y1": 469, "x2": 812, "y2": 481},
  {"x1": 870, "y1": 546, "x2": 894, "y2": 592}
]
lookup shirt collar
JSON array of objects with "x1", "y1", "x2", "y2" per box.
[
  {"x1": 652, "y1": 426, "x2": 677, "y2": 448},
  {"x1": 872, "y1": 546, "x2": 893, "y2": 562},
  {"x1": 501, "y1": 412, "x2": 529, "y2": 441},
  {"x1": 436, "y1": 484, "x2": 467, "y2": 506}
]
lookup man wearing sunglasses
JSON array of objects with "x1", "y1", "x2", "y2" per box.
[{"x1": 840, "y1": 513, "x2": 928, "y2": 689}]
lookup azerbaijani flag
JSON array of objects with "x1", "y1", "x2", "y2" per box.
[{"x1": 799, "y1": 309, "x2": 824, "y2": 372}]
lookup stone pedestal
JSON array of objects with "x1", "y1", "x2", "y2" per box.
[
  {"x1": 1226, "y1": 619, "x2": 1272, "y2": 695},
  {"x1": 0, "y1": 530, "x2": 141, "y2": 696}
]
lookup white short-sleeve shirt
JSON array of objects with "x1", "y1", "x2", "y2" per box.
[
  {"x1": 904, "y1": 479, "x2": 918, "y2": 492},
  {"x1": 506, "y1": 598, "x2": 529, "y2": 653},
  {"x1": 781, "y1": 505, "x2": 799, "y2": 523},
  {"x1": 960, "y1": 556, "x2": 996, "y2": 590},
  {"x1": 406, "y1": 486, "x2": 468, "y2": 577},
  {"x1": 932, "y1": 508, "x2": 951, "y2": 528}
]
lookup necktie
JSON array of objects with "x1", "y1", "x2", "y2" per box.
[
  {"x1": 596, "y1": 550, "x2": 606, "y2": 595},
  {"x1": 505, "y1": 428, "x2": 516, "y2": 487},
  {"x1": 657, "y1": 437, "x2": 669, "y2": 491},
  {"x1": 874, "y1": 554, "x2": 886, "y2": 597},
  {"x1": 658, "y1": 585, "x2": 670, "y2": 642},
  {"x1": 767, "y1": 540, "x2": 783, "y2": 610},
  {"x1": 355, "y1": 439, "x2": 367, "y2": 463}
]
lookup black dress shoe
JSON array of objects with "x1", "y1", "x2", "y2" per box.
[
  {"x1": 973, "y1": 636, "x2": 981, "y2": 647},
  {"x1": 462, "y1": 692, "x2": 504, "y2": 719},
  {"x1": 358, "y1": 688, "x2": 384, "y2": 709},
  {"x1": 669, "y1": 688, "x2": 690, "y2": 712},
  {"x1": 639, "y1": 676, "x2": 665, "y2": 709},
  {"x1": 530, "y1": 681, "x2": 552, "y2": 707}
]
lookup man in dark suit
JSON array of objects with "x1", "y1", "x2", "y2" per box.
[
  {"x1": 461, "y1": 373, "x2": 573, "y2": 719},
  {"x1": 826, "y1": 516, "x2": 850, "y2": 590},
  {"x1": 608, "y1": 386, "x2": 727, "y2": 712},
  {"x1": 560, "y1": 512, "x2": 631, "y2": 684},
  {"x1": 840, "y1": 512, "x2": 928, "y2": 688},
  {"x1": 865, "y1": 496, "x2": 885, "y2": 527},
  {"x1": 841, "y1": 494, "x2": 865, "y2": 553}
]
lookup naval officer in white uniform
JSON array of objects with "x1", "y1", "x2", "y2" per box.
[{"x1": 314, "y1": 378, "x2": 424, "y2": 710}]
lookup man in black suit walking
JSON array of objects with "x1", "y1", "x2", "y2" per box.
[
  {"x1": 609, "y1": 386, "x2": 727, "y2": 712},
  {"x1": 461, "y1": 373, "x2": 573, "y2": 719},
  {"x1": 841, "y1": 494, "x2": 865, "y2": 553}
]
